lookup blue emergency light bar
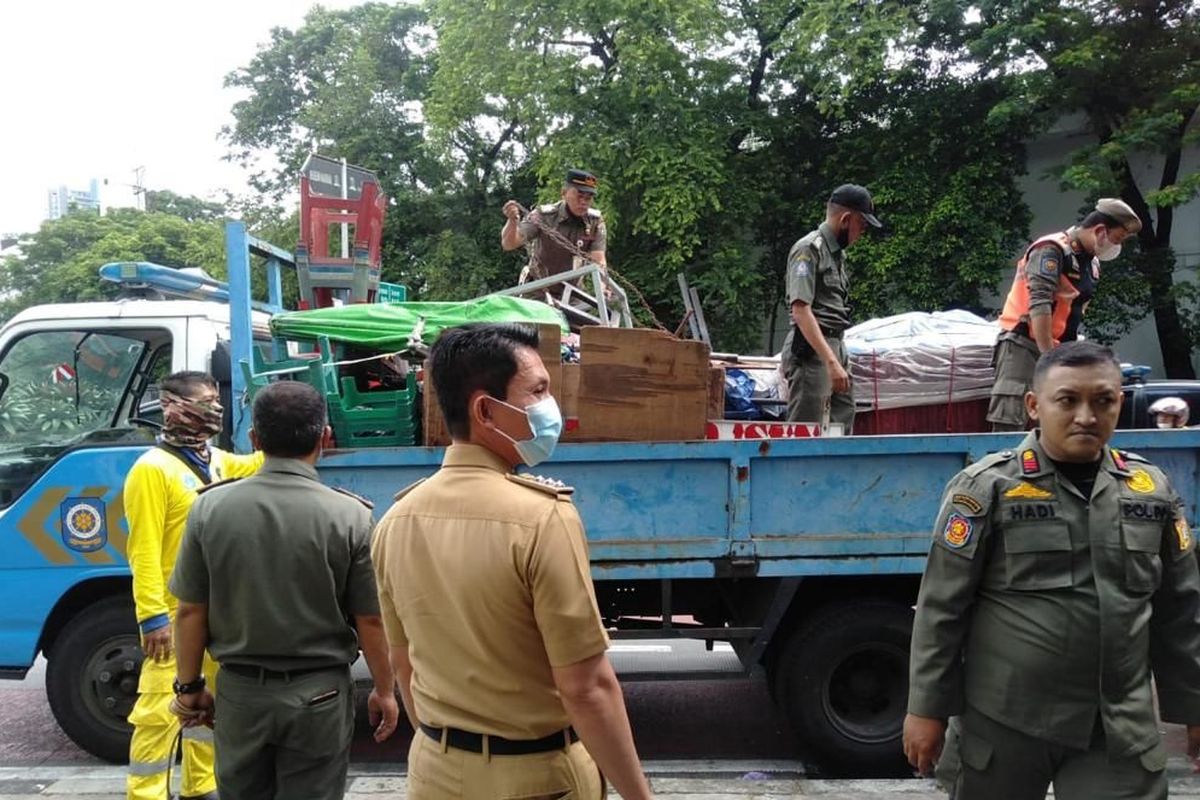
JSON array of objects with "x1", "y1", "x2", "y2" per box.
[{"x1": 98, "y1": 261, "x2": 277, "y2": 314}]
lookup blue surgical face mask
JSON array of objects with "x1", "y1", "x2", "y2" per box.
[{"x1": 490, "y1": 396, "x2": 563, "y2": 466}]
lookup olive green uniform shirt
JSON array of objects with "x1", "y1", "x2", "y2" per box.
[
  {"x1": 372, "y1": 444, "x2": 610, "y2": 740},
  {"x1": 170, "y1": 457, "x2": 379, "y2": 671},
  {"x1": 908, "y1": 432, "x2": 1200, "y2": 758},
  {"x1": 518, "y1": 200, "x2": 607, "y2": 280},
  {"x1": 781, "y1": 221, "x2": 851, "y2": 349}
]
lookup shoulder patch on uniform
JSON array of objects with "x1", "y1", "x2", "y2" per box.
[
  {"x1": 962, "y1": 449, "x2": 1015, "y2": 478},
  {"x1": 1175, "y1": 517, "x2": 1193, "y2": 553},
  {"x1": 1125, "y1": 469, "x2": 1156, "y2": 495},
  {"x1": 951, "y1": 493, "x2": 984, "y2": 515},
  {"x1": 333, "y1": 486, "x2": 374, "y2": 510},
  {"x1": 793, "y1": 259, "x2": 811, "y2": 278},
  {"x1": 195, "y1": 477, "x2": 243, "y2": 495},
  {"x1": 1003, "y1": 481, "x2": 1054, "y2": 500},
  {"x1": 943, "y1": 513, "x2": 974, "y2": 549},
  {"x1": 392, "y1": 478, "x2": 426, "y2": 502},
  {"x1": 506, "y1": 473, "x2": 574, "y2": 497},
  {"x1": 1038, "y1": 252, "x2": 1059, "y2": 277}
]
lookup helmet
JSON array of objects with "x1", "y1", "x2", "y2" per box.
[{"x1": 1148, "y1": 396, "x2": 1189, "y2": 429}]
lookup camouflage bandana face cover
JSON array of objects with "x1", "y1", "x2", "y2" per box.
[{"x1": 160, "y1": 390, "x2": 223, "y2": 455}]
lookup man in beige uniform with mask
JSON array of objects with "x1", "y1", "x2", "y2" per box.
[{"x1": 372, "y1": 323, "x2": 652, "y2": 800}]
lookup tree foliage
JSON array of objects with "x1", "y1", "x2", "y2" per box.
[{"x1": 0, "y1": 208, "x2": 225, "y2": 322}]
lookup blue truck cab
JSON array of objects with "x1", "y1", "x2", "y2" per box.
[{"x1": 2, "y1": 222, "x2": 1198, "y2": 775}]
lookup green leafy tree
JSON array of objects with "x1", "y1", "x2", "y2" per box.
[
  {"x1": 964, "y1": 0, "x2": 1200, "y2": 376},
  {"x1": 0, "y1": 208, "x2": 225, "y2": 322}
]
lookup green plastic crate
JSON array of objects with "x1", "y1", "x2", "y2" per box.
[{"x1": 327, "y1": 373, "x2": 417, "y2": 447}]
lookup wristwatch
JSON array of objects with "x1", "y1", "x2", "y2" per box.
[{"x1": 172, "y1": 675, "x2": 206, "y2": 696}]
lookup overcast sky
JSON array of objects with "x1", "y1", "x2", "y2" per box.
[{"x1": 0, "y1": 0, "x2": 363, "y2": 236}]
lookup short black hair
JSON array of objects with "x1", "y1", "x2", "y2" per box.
[
  {"x1": 1080, "y1": 210, "x2": 1119, "y2": 230},
  {"x1": 252, "y1": 382, "x2": 327, "y2": 457},
  {"x1": 429, "y1": 324, "x2": 540, "y2": 440},
  {"x1": 161, "y1": 371, "x2": 216, "y2": 398},
  {"x1": 1032, "y1": 341, "x2": 1122, "y2": 390}
]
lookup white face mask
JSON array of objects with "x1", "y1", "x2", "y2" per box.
[{"x1": 1095, "y1": 230, "x2": 1122, "y2": 262}]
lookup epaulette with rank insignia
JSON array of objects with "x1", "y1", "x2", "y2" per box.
[
  {"x1": 333, "y1": 486, "x2": 374, "y2": 510},
  {"x1": 506, "y1": 473, "x2": 574, "y2": 497},
  {"x1": 196, "y1": 477, "x2": 243, "y2": 495},
  {"x1": 1116, "y1": 448, "x2": 1150, "y2": 464},
  {"x1": 392, "y1": 478, "x2": 426, "y2": 502},
  {"x1": 963, "y1": 449, "x2": 1016, "y2": 478},
  {"x1": 587, "y1": 207, "x2": 603, "y2": 218},
  {"x1": 539, "y1": 203, "x2": 558, "y2": 214}
]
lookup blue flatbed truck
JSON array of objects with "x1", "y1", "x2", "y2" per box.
[{"x1": 1, "y1": 221, "x2": 1197, "y2": 775}]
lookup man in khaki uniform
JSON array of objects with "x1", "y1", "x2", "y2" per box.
[
  {"x1": 781, "y1": 184, "x2": 881, "y2": 433},
  {"x1": 501, "y1": 169, "x2": 608, "y2": 282},
  {"x1": 372, "y1": 323, "x2": 652, "y2": 800},
  {"x1": 170, "y1": 382, "x2": 398, "y2": 799},
  {"x1": 904, "y1": 341, "x2": 1200, "y2": 800}
]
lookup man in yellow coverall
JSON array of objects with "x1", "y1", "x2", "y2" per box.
[{"x1": 124, "y1": 371, "x2": 263, "y2": 800}]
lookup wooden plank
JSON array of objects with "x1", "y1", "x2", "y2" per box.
[
  {"x1": 707, "y1": 365, "x2": 726, "y2": 420},
  {"x1": 574, "y1": 327, "x2": 711, "y2": 442}
]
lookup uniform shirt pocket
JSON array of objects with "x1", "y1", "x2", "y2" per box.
[
  {"x1": 1121, "y1": 521, "x2": 1164, "y2": 595},
  {"x1": 1002, "y1": 521, "x2": 1072, "y2": 590}
]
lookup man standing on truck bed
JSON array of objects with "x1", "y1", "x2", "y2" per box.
[
  {"x1": 904, "y1": 341, "x2": 1200, "y2": 800},
  {"x1": 987, "y1": 198, "x2": 1141, "y2": 431},
  {"x1": 781, "y1": 183, "x2": 881, "y2": 433},
  {"x1": 501, "y1": 169, "x2": 608, "y2": 283},
  {"x1": 371, "y1": 323, "x2": 653, "y2": 800},
  {"x1": 123, "y1": 371, "x2": 263, "y2": 800}
]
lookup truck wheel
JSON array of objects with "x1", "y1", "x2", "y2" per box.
[
  {"x1": 773, "y1": 600, "x2": 912, "y2": 776},
  {"x1": 45, "y1": 596, "x2": 141, "y2": 763}
]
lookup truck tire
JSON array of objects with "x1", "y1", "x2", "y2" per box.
[
  {"x1": 772, "y1": 600, "x2": 912, "y2": 776},
  {"x1": 45, "y1": 596, "x2": 141, "y2": 763}
]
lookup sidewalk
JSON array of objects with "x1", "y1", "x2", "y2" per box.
[{"x1": 2, "y1": 761, "x2": 1200, "y2": 799}]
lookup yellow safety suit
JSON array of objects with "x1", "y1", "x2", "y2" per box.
[{"x1": 125, "y1": 446, "x2": 263, "y2": 800}]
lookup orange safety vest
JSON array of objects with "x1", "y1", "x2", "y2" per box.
[{"x1": 999, "y1": 232, "x2": 1098, "y2": 346}]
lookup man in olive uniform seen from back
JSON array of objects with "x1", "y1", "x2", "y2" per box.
[
  {"x1": 169, "y1": 382, "x2": 399, "y2": 800},
  {"x1": 782, "y1": 184, "x2": 882, "y2": 433},
  {"x1": 904, "y1": 341, "x2": 1200, "y2": 800},
  {"x1": 372, "y1": 323, "x2": 653, "y2": 800}
]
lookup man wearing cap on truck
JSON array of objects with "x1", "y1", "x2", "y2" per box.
[
  {"x1": 501, "y1": 169, "x2": 608, "y2": 283},
  {"x1": 987, "y1": 198, "x2": 1142, "y2": 431},
  {"x1": 781, "y1": 183, "x2": 882, "y2": 434}
]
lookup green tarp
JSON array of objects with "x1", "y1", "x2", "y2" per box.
[{"x1": 269, "y1": 296, "x2": 568, "y2": 349}]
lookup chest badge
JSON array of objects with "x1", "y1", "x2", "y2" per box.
[
  {"x1": 1126, "y1": 469, "x2": 1156, "y2": 494},
  {"x1": 1004, "y1": 481, "x2": 1053, "y2": 500},
  {"x1": 943, "y1": 513, "x2": 974, "y2": 549}
]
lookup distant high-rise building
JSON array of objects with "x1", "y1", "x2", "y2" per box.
[{"x1": 47, "y1": 179, "x2": 102, "y2": 220}]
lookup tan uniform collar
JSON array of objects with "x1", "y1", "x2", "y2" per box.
[
  {"x1": 818, "y1": 221, "x2": 843, "y2": 256},
  {"x1": 260, "y1": 456, "x2": 320, "y2": 481},
  {"x1": 443, "y1": 443, "x2": 513, "y2": 473},
  {"x1": 1015, "y1": 431, "x2": 1128, "y2": 478}
]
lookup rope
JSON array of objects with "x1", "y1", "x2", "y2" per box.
[{"x1": 513, "y1": 202, "x2": 672, "y2": 333}]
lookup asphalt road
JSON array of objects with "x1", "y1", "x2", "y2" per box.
[{"x1": 0, "y1": 641, "x2": 814, "y2": 771}]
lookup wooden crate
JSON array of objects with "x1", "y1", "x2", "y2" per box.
[{"x1": 570, "y1": 327, "x2": 711, "y2": 442}]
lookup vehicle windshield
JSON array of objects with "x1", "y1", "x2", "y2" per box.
[{"x1": 0, "y1": 330, "x2": 154, "y2": 508}]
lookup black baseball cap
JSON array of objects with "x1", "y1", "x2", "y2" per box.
[
  {"x1": 829, "y1": 184, "x2": 882, "y2": 228},
  {"x1": 565, "y1": 169, "x2": 598, "y2": 195}
]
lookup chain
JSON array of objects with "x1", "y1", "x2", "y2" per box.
[{"x1": 514, "y1": 202, "x2": 672, "y2": 333}]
